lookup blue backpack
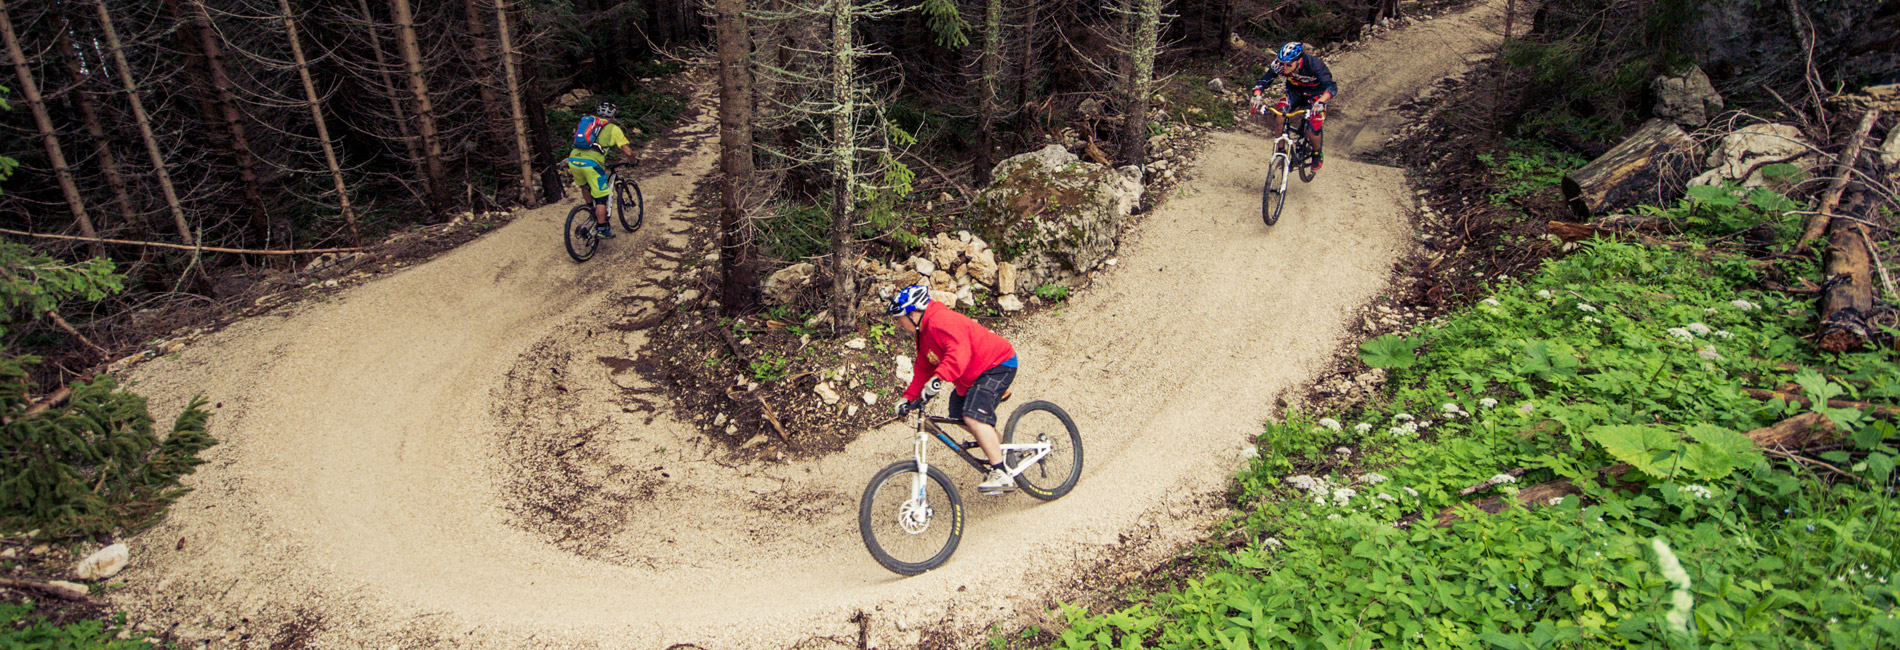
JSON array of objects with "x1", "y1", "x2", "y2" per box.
[{"x1": 572, "y1": 116, "x2": 608, "y2": 152}]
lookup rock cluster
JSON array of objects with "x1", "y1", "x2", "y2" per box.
[
  {"x1": 968, "y1": 145, "x2": 1144, "y2": 292},
  {"x1": 852, "y1": 231, "x2": 1022, "y2": 313},
  {"x1": 1652, "y1": 65, "x2": 1724, "y2": 127},
  {"x1": 1688, "y1": 123, "x2": 1817, "y2": 190}
]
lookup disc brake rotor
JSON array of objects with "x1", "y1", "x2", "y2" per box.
[{"x1": 897, "y1": 499, "x2": 933, "y2": 535}]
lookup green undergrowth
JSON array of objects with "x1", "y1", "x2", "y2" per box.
[
  {"x1": 0, "y1": 603, "x2": 160, "y2": 649},
  {"x1": 1053, "y1": 217, "x2": 1899, "y2": 646}
]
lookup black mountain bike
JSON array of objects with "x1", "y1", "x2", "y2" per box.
[
  {"x1": 858, "y1": 394, "x2": 1083, "y2": 575},
  {"x1": 564, "y1": 162, "x2": 644, "y2": 262},
  {"x1": 1252, "y1": 104, "x2": 1317, "y2": 226}
]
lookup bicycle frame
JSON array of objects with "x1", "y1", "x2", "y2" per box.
[
  {"x1": 902, "y1": 412, "x2": 1053, "y2": 502},
  {"x1": 1257, "y1": 106, "x2": 1309, "y2": 195}
]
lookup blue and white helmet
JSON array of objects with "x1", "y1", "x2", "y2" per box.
[
  {"x1": 885, "y1": 284, "x2": 931, "y2": 316},
  {"x1": 1277, "y1": 42, "x2": 1304, "y2": 63}
]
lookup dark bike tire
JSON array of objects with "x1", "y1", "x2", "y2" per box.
[
  {"x1": 1002, "y1": 400, "x2": 1083, "y2": 501},
  {"x1": 564, "y1": 204, "x2": 599, "y2": 262},
  {"x1": 1297, "y1": 140, "x2": 1318, "y2": 184},
  {"x1": 1262, "y1": 152, "x2": 1286, "y2": 227},
  {"x1": 615, "y1": 177, "x2": 644, "y2": 232},
  {"x1": 859, "y1": 461, "x2": 963, "y2": 575}
]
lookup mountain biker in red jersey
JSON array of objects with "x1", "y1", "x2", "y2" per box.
[
  {"x1": 887, "y1": 285, "x2": 1021, "y2": 495},
  {"x1": 1252, "y1": 42, "x2": 1337, "y2": 171}
]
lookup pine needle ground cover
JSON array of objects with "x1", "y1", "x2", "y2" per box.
[{"x1": 1055, "y1": 234, "x2": 1900, "y2": 648}]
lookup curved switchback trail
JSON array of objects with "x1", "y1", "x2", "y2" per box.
[{"x1": 117, "y1": 4, "x2": 1514, "y2": 647}]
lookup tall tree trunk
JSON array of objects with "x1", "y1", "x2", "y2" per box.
[
  {"x1": 1121, "y1": 0, "x2": 1160, "y2": 165},
  {"x1": 715, "y1": 0, "x2": 759, "y2": 315},
  {"x1": 356, "y1": 0, "x2": 427, "y2": 199},
  {"x1": 392, "y1": 0, "x2": 450, "y2": 214},
  {"x1": 463, "y1": 0, "x2": 508, "y2": 196},
  {"x1": 0, "y1": 0, "x2": 102, "y2": 258},
  {"x1": 53, "y1": 19, "x2": 137, "y2": 231},
  {"x1": 828, "y1": 0, "x2": 858, "y2": 331},
  {"x1": 278, "y1": 0, "x2": 359, "y2": 243},
  {"x1": 1015, "y1": 0, "x2": 1040, "y2": 136},
  {"x1": 494, "y1": 0, "x2": 536, "y2": 207},
  {"x1": 974, "y1": 0, "x2": 1001, "y2": 186},
  {"x1": 175, "y1": 0, "x2": 277, "y2": 249},
  {"x1": 94, "y1": 0, "x2": 192, "y2": 245}
]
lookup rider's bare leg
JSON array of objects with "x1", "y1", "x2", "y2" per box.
[
  {"x1": 576, "y1": 180, "x2": 609, "y2": 226},
  {"x1": 1310, "y1": 127, "x2": 1324, "y2": 160},
  {"x1": 961, "y1": 418, "x2": 1005, "y2": 467}
]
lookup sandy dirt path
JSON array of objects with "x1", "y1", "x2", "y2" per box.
[{"x1": 115, "y1": 3, "x2": 1511, "y2": 647}]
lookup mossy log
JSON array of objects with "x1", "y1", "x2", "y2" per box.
[
  {"x1": 1431, "y1": 412, "x2": 1836, "y2": 527},
  {"x1": 1561, "y1": 119, "x2": 1697, "y2": 220}
]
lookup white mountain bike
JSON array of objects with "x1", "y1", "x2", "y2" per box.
[
  {"x1": 857, "y1": 393, "x2": 1083, "y2": 575},
  {"x1": 1250, "y1": 101, "x2": 1317, "y2": 226}
]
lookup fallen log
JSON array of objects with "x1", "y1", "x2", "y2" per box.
[
  {"x1": 1742, "y1": 387, "x2": 1900, "y2": 419},
  {"x1": 1432, "y1": 412, "x2": 1836, "y2": 527},
  {"x1": 1818, "y1": 190, "x2": 1883, "y2": 352},
  {"x1": 1562, "y1": 119, "x2": 1698, "y2": 220},
  {"x1": 1544, "y1": 216, "x2": 1679, "y2": 245},
  {"x1": 1798, "y1": 109, "x2": 1881, "y2": 245},
  {"x1": 0, "y1": 577, "x2": 89, "y2": 600}
]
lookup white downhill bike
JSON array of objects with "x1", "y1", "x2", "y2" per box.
[
  {"x1": 857, "y1": 393, "x2": 1083, "y2": 575},
  {"x1": 1250, "y1": 101, "x2": 1317, "y2": 226}
]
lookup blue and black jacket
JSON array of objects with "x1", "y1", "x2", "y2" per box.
[{"x1": 1253, "y1": 52, "x2": 1338, "y2": 99}]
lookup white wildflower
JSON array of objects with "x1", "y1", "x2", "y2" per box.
[
  {"x1": 1518, "y1": 402, "x2": 1535, "y2": 415},
  {"x1": 1318, "y1": 418, "x2": 1342, "y2": 432},
  {"x1": 1327, "y1": 514, "x2": 1341, "y2": 520},
  {"x1": 1696, "y1": 347, "x2": 1725, "y2": 361},
  {"x1": 1682, "y1": 485, "x2": 1713, "y2": 500},
  {"x1": 1582, "y1": 316, "x2": 1602, "y2": 324},
  {"x1": 1314, "y1": 495, "x2": 1327, "y2": 506},
  {"x1": 1394, "y1": 413, "x2": 1415, "y2": 422},
  {"x1": 1442, "y1": 403, "x2": 1466, "y2": 416},
  {"x1": 1731, "y1": 299, "x2": 1758, "y2": 311},
  {"x1": 1354, "y1": 422, "x2": 1373, "y2": 433},
  {"x1": 1667, "y1": 327, "x2": 1695, "y2": 341},
  {"x1": 1547, "y1": 496, "x2": 1566, "y2": 506},
  {"x1": 1686, "y1": 322, "x2": 1713, "y2": 336},
  {"x1": 1481, "y1": 297, "x2": 1501, "y2": 307},
  {"x1": 1262, "y1": 537, "x2": 1283, "y2": 548},
  {"x1": 1362, "y1": 472, "x2": 1390, "y2": 485},
  {"x1": 1402, "y1": 487, "x2": 1420, "y2": 497},
  {"x1": 1489, "y1": 473, "x2": 1519, "y2": 484},
  {"x1": 1332, "y1": 487, "x2": 1357, "y2": 506},
  {"x1": 1537, "y1": 289, "x2": 1553, "y2": 299},
  {"x1": 1577, "y1": 303, "x2": 1598, "y2": 313},
  {"x1": 1241, "y1": 445, "x2": 1259, "y2": 460},
  {"x1": 1479, "y1": 398, "x2": 1499, "y2": 409},
  {"x1": 1652, "y1": 539, "x2": 1695, "y2": 636},
  {"x1": 1377, "y1": 492, "x2": 1397, "y2": 502},
  {"x1": 1285, "y1": 475, "x2": 1325, "y2": 492},
  {"x1": 1714, "y1": 330, "x2": 1733, "y2": 339}
]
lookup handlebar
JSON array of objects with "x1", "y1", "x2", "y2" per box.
[{"x1": 1255, "y1": 105, "x2": 1310, "y2": 118}]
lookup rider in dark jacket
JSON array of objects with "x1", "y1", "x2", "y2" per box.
[{"x1": 1252, "y1": 42, "x2": 1338, "y2": 171}]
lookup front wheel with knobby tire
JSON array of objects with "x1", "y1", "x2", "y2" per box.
[
  {"x1": 1261, "y1": 151, "x2": 1286, "y2": 227},
  {"x1": 858, "y1": 461, "x2": 963, "y2": 575},
  {"x1": 1003, "y1": 401, "x2": 1083, "y2": 501},
  {"x1": 564, "y1": 204, "x2": 599, "y2": 262},
  {"x1": 614, "y1": 178, "x2": 644, "y2": 232}
]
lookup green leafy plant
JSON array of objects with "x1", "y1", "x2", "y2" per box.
[
  {"x1": 749, "y1": 349, "x2": 789, "y2": 383},
  {"x1": 1476, "y1": 140, "x2": 1587, "y2": 209},
  {"x1": 1032, "y1": 283, "x2": 1069, "y2": 302},
  {"x1": 1584, "y1": 423, "x2": 1758, "y2": 480},
  {"x1": 1358, "y1": 333, "x2": 1420, "y2": 369},
  {"x1": 0, "y1": 604, "x2": 157, "y2": 649}
]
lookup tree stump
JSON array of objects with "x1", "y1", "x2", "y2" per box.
[
  {"x1": 1819, "y1": 192, "x2": 1884, "y2": 352},
  {"x1": 1561, "y1": 119, "x2": 1698, "y2": 220}
]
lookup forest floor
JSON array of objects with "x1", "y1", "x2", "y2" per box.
[{"x1": 103, "y1": 1, "x2": 1517, "y2": 648}]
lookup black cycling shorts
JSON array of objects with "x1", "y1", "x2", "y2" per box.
[{"x1": 947, "y1": 364, "x2": 1016, "y2": 427}]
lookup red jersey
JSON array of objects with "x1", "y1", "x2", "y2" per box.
[{"x1": 902, "y1": 302, "x2": 1016, "y2": 401}]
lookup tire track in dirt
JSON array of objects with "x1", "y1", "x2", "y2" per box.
[{"x1": 114, "y1": 3, "x2": 1512, "y2": 647}]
